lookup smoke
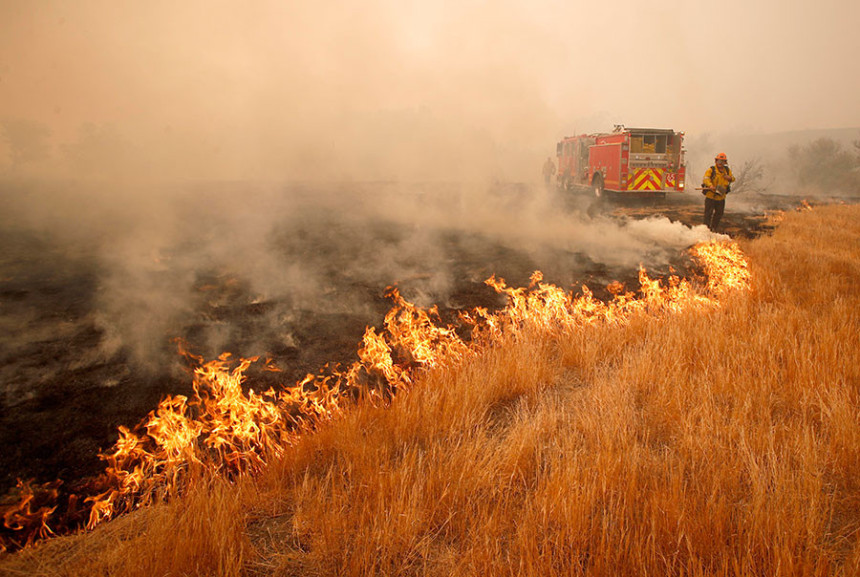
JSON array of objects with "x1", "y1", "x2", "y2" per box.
[
  {"x1": 2, "y1": 0, "x2": 856, "y2": 375},
  {"x1": 0, "y1": 1, "x2": 574, "y2": 183},
  {"x1": 374, "y1": 180, "x2": 723, "y2": 267},
  {"x1": 1, "y1": 175, "x2": 728, "y2": 378}
]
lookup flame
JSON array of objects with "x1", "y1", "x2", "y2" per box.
[
  {"x1": 0, "y1": 239, "x2": 751, "y2": 551},
  {"x1": 472, "y1": 240, "x2": 748, "y2": 340},
  {"x1": 690, "y1": 241, "x2": 751, "y2": 297},
  {"x1": 1, "y1": 480, "x2": 58, "y2": 551}
]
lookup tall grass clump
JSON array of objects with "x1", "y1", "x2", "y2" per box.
[{"x1": 2, "y1": 203, "x2": 858, "y2": 576}]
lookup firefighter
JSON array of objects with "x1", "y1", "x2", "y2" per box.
[
  {"x1": 701, "y1": 152, "x2": 735, "y2": 231},
  {"x1": 542, "y1": 156, "x2": 557, "y2": 186}
]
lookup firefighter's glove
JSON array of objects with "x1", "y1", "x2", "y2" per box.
[{"x1": 716, "y1": 185, "x2": 728, "y2": 195}]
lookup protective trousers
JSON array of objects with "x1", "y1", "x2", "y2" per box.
[{"x1": 704, "y1": 197, "x2": 725, "y2": 231}]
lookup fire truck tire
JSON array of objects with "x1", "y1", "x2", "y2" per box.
[{"x1": 592, "y1": 175, "x2": 604, "y2": 198}]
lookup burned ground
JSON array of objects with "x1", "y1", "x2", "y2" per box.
[{"x1": 0, "y1": 182, "x2": 815, "y2": 497}]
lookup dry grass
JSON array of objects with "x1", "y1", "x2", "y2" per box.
[{"x1": 2, "y1": 204, "x2": 859, "y2": 576}]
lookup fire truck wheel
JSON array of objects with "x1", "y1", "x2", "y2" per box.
[{"x1": 592, "y1": 175, "x2": 604, "y2": 198}]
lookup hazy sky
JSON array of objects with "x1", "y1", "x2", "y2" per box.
[{"x1": 1, "y1": 0, "x2": 858, "y2": 180}]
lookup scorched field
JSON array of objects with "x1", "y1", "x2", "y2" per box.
[{"x1": 1, "y1": 181, "x2": 858, "y2": 576}]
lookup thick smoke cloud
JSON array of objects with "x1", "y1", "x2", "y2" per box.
[
  {"x1": 1, "y1": 2, "x2": 567, "y2": 182},
  {"x1": 1, "y1": 177, "x2": 719, "y2": 376},
  {"x1": 0, "y1": 0, "x2": 856, "y2": 370},
  {"x1": 2, "y1": 1, "x2": 859, "y2": 182}
]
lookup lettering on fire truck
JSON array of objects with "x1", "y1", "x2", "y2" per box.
[{"x1": 555, "y1": 126, "x2": 686, "y2": 198}]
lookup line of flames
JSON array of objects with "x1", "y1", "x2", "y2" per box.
[{"x1": 1, "y1": 239, "x2": 751, "y2": 552}]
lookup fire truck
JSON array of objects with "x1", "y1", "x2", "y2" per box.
[{"x1": 556, "y1": 126, "x2": 686, "y2": 198}]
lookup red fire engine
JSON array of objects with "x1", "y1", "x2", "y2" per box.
[{"x1": 556, "y1": 126, "x2": 686, "y2": 198}]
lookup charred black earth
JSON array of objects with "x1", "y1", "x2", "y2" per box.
[{"x1": 0, "y1": 180, "x2": 807, "y2": 496}]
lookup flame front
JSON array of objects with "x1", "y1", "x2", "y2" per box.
[{"x1": 0, "y1": 239, "x2": 751, "y2": 551}]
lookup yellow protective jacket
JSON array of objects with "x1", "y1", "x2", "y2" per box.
[{"x1": 702, "y1": 164, "x2": 735, "y2": 201}]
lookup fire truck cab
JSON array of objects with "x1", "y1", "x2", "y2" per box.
[{"x1": 556, "y1": 126, "x2": 686, "y2": 198}]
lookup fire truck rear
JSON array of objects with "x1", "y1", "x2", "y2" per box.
[{"x1": 556, "y1": 126, "x2": 686, "y2": 198}]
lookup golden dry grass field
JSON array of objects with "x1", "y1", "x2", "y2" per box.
[{"x1": 2, "y1": 203, "x2": 859, "y2": 576}]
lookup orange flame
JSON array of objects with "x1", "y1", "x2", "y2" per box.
[
  {"x1": 1, "y1": 239, "x2": 751, "y2": 550},
  {"x1": 1, "y1": 480, "x2": 58, "y2": 550},
  {"x1": 690, "y1": 241, "x2": 751, "y2": 297}
]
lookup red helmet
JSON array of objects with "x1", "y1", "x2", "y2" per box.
[{"x1": 715, "y1": 152, "x2": 728, "y2": 161}]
